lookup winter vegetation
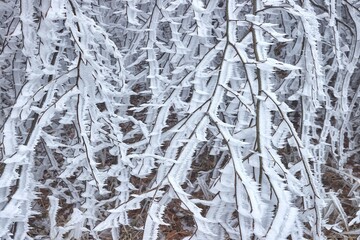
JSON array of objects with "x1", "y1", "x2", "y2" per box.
[{"x1": 0, "y1": 0, "x2": 359, "y2": 239}]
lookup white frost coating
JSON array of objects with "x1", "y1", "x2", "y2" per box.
[
  {"x1": 143, "y1": 201, "x2": 169, "y2": 240},
  {"x1": 48, "y1": 196, "x2": 60, "y2": 239},
  {"x1": 0, "y1": 0, "x2": 357, "y2": 238},
  {"x1": 126, "y1": 0, "x2": 141, "y2": 26},
  {"x1": 192, "y1": 0, "x2": 205, "y2": 12}
]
